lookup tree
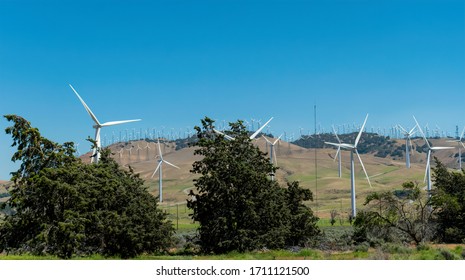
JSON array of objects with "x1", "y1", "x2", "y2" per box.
[
  {"x1": 431, "y1": 158, "x2": 465, "y2": 243},
  {"x1": 0, "y1": 115, "x2": 173, "y2": 258},
  {"x1": 353, "y1": 181, "x2": 436, "y2": 245},
  {"x1": 187, "y1": 117, "x2": 319, "y2": 254}
]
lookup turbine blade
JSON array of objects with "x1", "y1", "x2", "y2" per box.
[
  {"x1": 151, "y1": 161, "x2": 162, "y2": 178},
  {"x1": 262, "y1": 135, "x2": 272, "y2": 144},
  {"x1": 213, "y1": 129, "x2": 235, "y2": 140},
  {"x1": 397, "y1": 124, "x2": 407, "y2": 134},
  {"x1": 334, "y1": 147, "x2": 340, "y2": 162},
  {"x1": 273, "y1": 134, "x2": 283, "y2": 145},
  {"x1": 101, "y1": 119, "x2": 141, "y2": 127},
  {"x1": 413, "y1": 116, "x2": 430, "y2": 149},
  {"x1": 355, "y1": 149, "x2": 372, "y2": 188},
  {"x1": 157, "y1": 139, "x2": 163, "y2": 160},
  {"x1": 354, "y1": 114, "x2": 369, "y2": 148},
  {"x1": 461, "y1": 142, "x2": 465, "y2": 150},
  {"x1": 431, "y1": 147, "x2": 454, "y2": 151},
  {"x1": 332, "y1": 125, "x2": 342, "y2": 144},
  {"x1": 408, "y1": 124, "x2": 417, "y2": 135},
  {"x1": 325, "y1": 141, "x2": 343, "y2": 148},
  {"x1": 69, "y1": 84, "x2": 101, "y2": 125},
  {"x1": 163, "y1": 160, "x2": 180, "y2": 169},
  {"x1": 250, "y1": 117, "x2": 273, "y2": 139}
]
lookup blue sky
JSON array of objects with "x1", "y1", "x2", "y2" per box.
[{"x1": 1, "y1": 0, "x2": 464, "y2": 180}]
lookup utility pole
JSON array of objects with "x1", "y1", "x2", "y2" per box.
[{"x1": 314, "y1": 103, "x2": 318, "y2": 215}]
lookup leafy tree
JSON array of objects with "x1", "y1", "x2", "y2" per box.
[
  {"x1": 187, "y1": 117, "x2": 319, "y2": 254},
  {"x1": 285, "y1": 181, "x2": 320, "y2": 246},
  {"x1": 353, "y1": 181, "x2": 436, "y2": 245},
  {"x1": 0, "y1": 115, "x2": 173, "y2": 258},
  {"x1": 431, "y1": 158, "x2": 465, "y2": 243}
]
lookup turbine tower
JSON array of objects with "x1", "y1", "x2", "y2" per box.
[
  {"x1": 69, "y1": 84, "x2": 141, "y2": 163},
  {"x1": 446, "y1": 125, "x2": 465, "y2": 170},
  {"x1": 263, "y1": 134, "x2": 283, "y2": 181},
  {"x1": 151, "y1": 139, "x2": 180, "y2": 202},
  {"x1": 413, "y1": 116, "x2": 453, "y2": 194},
  {"x1": 397, "y1": 124, "x2": 417, "y2": 168},
  {"x1": 325, "y1": 114, "x2": 372, "y2": 218}
]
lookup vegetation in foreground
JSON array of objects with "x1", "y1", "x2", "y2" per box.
[{"x1": 0, "y1": 115, "x2": 173, "y2": 259}]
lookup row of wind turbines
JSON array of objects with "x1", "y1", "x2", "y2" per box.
[
  {"x1": 325, "y1": 115, "x2": 463, "y2": 218},
  {"x1": 70, "y1": 84, "x2": 276, "y2": 202},
  {"x1": 69, "y1": 85, "x2": 464, "y2": 215}
]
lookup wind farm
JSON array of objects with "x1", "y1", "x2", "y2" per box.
[
  {"x1": 1, "y1": 0, "x2": 464, "y2": 265},
  {"x1": 71, "y1": 117, "x2": 461, "y2": 220}
]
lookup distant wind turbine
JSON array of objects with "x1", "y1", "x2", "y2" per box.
[
  {"x1": 151, "y1": 139, "x2": 180, "y2": 202},
  {"x1": 413, "y1": 116, "x2": 453, "y2": 194},
  {"x1": 325, "y1": 114, "x2": 372, "y2": 218},
  {"x1": 69, "y1": 84, "x2": 141, "y2": 163},
  {"x1": 446, "y1": 125, "x2": 465, "y2": 170},
  {"x1": 397, "y1": 124, "x2": 417, "y2": 168},
  {"x1": 263, "y1": 134, "x2": 283, "y2": 181}
]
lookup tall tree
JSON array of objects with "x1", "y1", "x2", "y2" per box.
[
  {"x1": 431, "y1": 158, "x2": 465, "y2": 243},
  {"x1": 187, "y1": 117, "x2": 319, "y2": 254}
]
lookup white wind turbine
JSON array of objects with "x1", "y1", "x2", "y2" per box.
[
  {"x1": 69, "y1": 84, "x2": 141, "y2": 163},
  {"x1": 397, "y1": 124, "x2": 417, "y2": 168},
  {"x1": 213, "y1": 117, "x2": 274, "y2": 141},
  {"x1": 413, "y1": 116, "x2": 453, "y2": 194},
  {"x1": 325, "y1": 114, "x2": 372, "y2": 218},
  {"x1": 263, "y1": 134, "x2": 283, "y2": 181},
  {"x1": 446, "y1": 125, "x2": 465, "y2": 170},
  {"x1": 144, "y1": 142, "x2": 152, "y2": 161},
  {"x1": 151, "y1": 139, "x2": 180, "y2": 202}
]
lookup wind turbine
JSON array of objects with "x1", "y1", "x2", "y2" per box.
[
  {"x1": 397, "y1": 124, "x2": 417, "y2": 168},
  {"x1": 151, "y1": 139, "x2": 180, "y2": 202},
  {"x1": 144, "y1": 142, "x2": 152, "y2": 161},
  {"x1": 263, "y1": 134, "x2": 283, "y2": 181},
  {"x1": 213, "y1": 117, "x2": 273, "y2": 141},
  {"x1": 330, "y1": 125, "x2": 343, "y2": 178},
  {"x1": 325, "y1": 114, "x2": 372, "y2": 218},
  {"x1": 135, "y1": 143, "x2": 143, "y2": 162},
  {"x1": 69, "y1": 84, "x2": 141, "y2": 163},
  {"x1": 413, "y1": 116, "x2": 453, "y2": 194},
  {"x1": 446, "y1": 125, "x2": 465, "y2": 170}
]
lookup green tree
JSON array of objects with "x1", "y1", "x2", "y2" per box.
[
  {"x1": 187, "y1": 117, "x2": 319, "y2": 254},
  {"x1": 431, "y1": 158, "x2": 465, "y2": 243},
  {"x1": 0, "y1": 115, "x2": 173, "y2": 258}
]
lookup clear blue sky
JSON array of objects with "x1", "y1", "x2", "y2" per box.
[{"x1": 1, "y1": 0, "x2": 464, "y2": 180}]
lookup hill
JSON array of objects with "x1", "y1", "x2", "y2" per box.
[{"x1": 77, "y1": 135, "x2": 460, "y2": 219}]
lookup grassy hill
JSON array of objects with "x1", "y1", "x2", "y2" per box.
[{"x1": 75, "y1": 135, "x2": 461, "y2": 220}]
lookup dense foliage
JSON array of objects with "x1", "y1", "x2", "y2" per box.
[
  {"x1": 0, "y1": 115, "x2": 173, "y2": 258},
  {"x1": 431, "y1": 159, "x2": 465, "y2": 243},
  {"x1": 187, "y1": 117, "x2": 320, "y2": 254}
]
